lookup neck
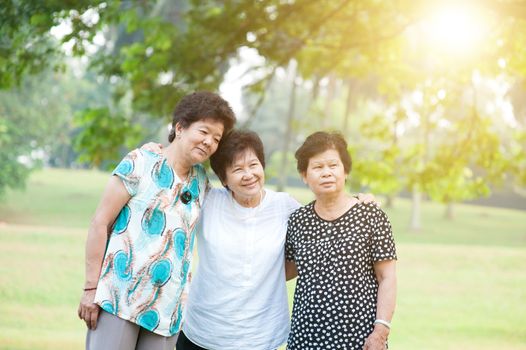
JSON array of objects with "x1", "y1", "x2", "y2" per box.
[
  {"x1": 314, "y1": 192, "x2": 356, "y2": 221},
  {"x1": 233, "y1": 189, "x2": 264, "y2": 208},
  {"x1": 163, "y1": 142, "x2": 191, "y2": 179},
  {"x1": 315, "y1": 192, "x2": 351, "y2": 211}
]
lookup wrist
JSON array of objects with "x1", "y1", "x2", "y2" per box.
[
  {"x1": 83, "y1": 283, "x2": 98, "y2": 291},
  {"x1": 374, "y1": 319, "x2": 391, "y2": 330},
  {"x1": 373, "y1": 323, "x2": 390, "y2": 338}
]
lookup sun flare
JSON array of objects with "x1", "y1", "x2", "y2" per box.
[{"x1": 423, "y1": 3, "x2": 490, "y2": 56}]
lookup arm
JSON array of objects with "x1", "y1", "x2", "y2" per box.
[
  {"x1": 363, "y1": 259, "x2": 397, "y2": 350},
  {"x1": 77, "y1": 176, "x2": 131, "y2": 330},
  {"x1": 285, "y1": 259, "x2": 298, "y2": 281}
]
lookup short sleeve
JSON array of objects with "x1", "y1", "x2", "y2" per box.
[
  {"x1": 285, "y1": 216, "x2": 296, "y2": 262},
  {"x1": 112, "y1": 149, "x2": 144, "y2": 196},
  {"x1": 371, "y1": 207, "x2": 397, "y2": 262}
]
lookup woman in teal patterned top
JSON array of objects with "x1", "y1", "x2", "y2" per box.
[{"x1": 77, "y1": 92, "x2": 235, "y2": 350}]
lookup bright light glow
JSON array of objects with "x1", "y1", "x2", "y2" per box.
[
  {"x1": 424, "y1": 4, "x2": 489, "y2": 56},
  {"x1": 219, "y1": 47, "x2": 268, "y2": 119}
]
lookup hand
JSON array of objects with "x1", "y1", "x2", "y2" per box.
[
  {"x1": 141, "y1": 142, "x2": 163, "y2": 154},
  {"x1": 78, "y1": 290, "x2": 100, "y2": 330},
  {"x1": 357, "y1": 193, "x2": 380, "y2": 206},
  {"x1": 363, "y1": 325, "x2": 389, "y2": 350}
]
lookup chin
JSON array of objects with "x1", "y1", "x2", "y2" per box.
[
  {"x1": 193, "y1": 154, "x2": 209, "y2": 163},
  {"x1": 315, "y1": 187, "x2": 340, "y2": 195}
]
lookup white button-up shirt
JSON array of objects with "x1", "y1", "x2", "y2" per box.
[{"x1": 183, "y1": 187, "x2": 300, "y2": 349}]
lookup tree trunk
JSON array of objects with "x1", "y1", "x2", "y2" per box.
[
  {"x1": 410, "y1": 189, "x2": 421, "y2": 232},
  {"x1": 385, "y1": 194, "x2": 394, "y2": 209},
  {"x1": 277, "y1": 62, "x2": 297, "y2": 192},
  {"x1": 343, "y1": 79, "x2": 356, "y2": 136},
  {"x1": 444, "y1": 202, "x2": 454, "y2": 220},
  {"x1": 322, "y1": 75, "x2": 336, "y2": 129}
]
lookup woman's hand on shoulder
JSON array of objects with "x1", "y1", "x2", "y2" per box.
[
  {"x1": 356, "y1": 193, "x2": 380, "y2": 206},
  {"x1": 141, "y1": 142, "x2": 163, "y2": 154},
  {"x1": 78, "y1": 289, "x2": 100, "y2": 330}
]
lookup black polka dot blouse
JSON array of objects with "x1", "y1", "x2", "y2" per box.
[{"x1": 285, "y1": 202, "x2": 397, "y2": 350}]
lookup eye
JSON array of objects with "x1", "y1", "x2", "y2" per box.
[
  {"x1": 199, "y1": 129, "x2": 207, "y2": 135},
  {"x1": 214, "y1": 138, "x2": 221, "y2": 143}
]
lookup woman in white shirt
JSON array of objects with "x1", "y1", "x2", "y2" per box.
[{"x1": 176, "y1": 130, "x2": 300, "y2": 350}]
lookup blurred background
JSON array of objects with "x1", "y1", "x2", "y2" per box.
[{"x1": 0, "y1": 0, "x2": 525, "y2": 349}]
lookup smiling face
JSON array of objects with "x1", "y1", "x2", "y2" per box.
[
  {"x1": 224, "y1": 148, "x2": 265, "y2": 204},
  {"x1": 176, "y1": 118, "x2": 224, "y2": 165},
  {"x1": 302, "y1": 148, "x2": 348, "y2": 197}
]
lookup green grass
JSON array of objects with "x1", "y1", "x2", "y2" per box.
[{"x1": 0, "y1": 168, "x2": 525, "y2": 349}]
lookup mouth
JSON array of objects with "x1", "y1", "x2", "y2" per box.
[
  {"x1": 242, "y1": 180, "x2": 259, "y2": 189},
  {"x1": 195, "y1": 147, "x2": 208, "y2": 156}
]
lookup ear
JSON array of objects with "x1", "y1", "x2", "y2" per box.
[
  {"x1": 175, "y1": 122, "x2": 184, "y2": 135},
  {"x1": 300, "y1": 172, "x2": 307, "y2": 185}
]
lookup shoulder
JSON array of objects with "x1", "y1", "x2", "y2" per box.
[
  {"x1": 123, "y1": 148, "x2": 163, "y2": 169},
  {"x1": 355, "y1": 202, "x2": 389, "y2": 221},
  {"x1": 288, "y1": 201, "x2": 314, "y2": 222},
  {"x1": 132, "y1": 147, "x2": 161, "y2": 160},
  {"x1": 264, "y1": 189, "x2": 301, "y2": 214},
  {"x1": 115, "y1": 148, "x2": 151, "y2": 175},
  {"x1": 265, "y1": 189, "x2": 293, "y2": 203},
  {"x1": 206, "y1": 186, "x2": 228, "y2": 203}
]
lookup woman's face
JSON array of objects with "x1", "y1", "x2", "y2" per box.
[
  {"x1": 224, "y1": 148, "x2": 265, "y2": 201},
  {"x1": 176, "y1": 119, "x2": 224, "y2": 164},
  {"x1": 302, "y1": 148, "x2": 348, "y2": 197}
]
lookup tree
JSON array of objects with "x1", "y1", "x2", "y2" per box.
[{"x1": 2, "y1": 0, "x2": 526, "y2": 224}]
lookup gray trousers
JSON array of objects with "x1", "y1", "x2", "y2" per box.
[{"x1": 86, "y1": 310, "x2": 179, "y2": 350}]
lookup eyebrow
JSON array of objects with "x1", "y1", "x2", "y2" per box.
[{"x1": 312, "y1": 158, "x2": 340, "y2": 164}]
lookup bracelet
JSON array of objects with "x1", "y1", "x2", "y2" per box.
[
  {"x1": 83, "y1": 287, "x2": 97, "y2": 291},
  {"x1": 374, "y1": 319, "x2": 391, "y2": 329}
]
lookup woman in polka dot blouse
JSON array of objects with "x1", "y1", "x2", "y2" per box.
[{"x1": 285, "y1": 131, "x2": 397, "y2": 350}]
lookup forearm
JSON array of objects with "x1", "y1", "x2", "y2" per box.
[
  {"x1": 375, "y1": 273, "x2": 397, "y2": 322},
  {"x1": 83, "y1": 176, "x2": 131, "y2": 288},
  {"x1": 84, "y1": 221, "x2": 109, "y2": 288}
]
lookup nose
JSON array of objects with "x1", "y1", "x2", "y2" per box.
[
  {"x1": 202, "y1": 136, "x2": 212, "y2": 147},
  {"x1": 241, "y1": 170, "x2": 254, "y2": 179}
]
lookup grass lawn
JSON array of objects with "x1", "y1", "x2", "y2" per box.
[{"x1": 0, "y1": 168, "x2": 525, "y2": 349}]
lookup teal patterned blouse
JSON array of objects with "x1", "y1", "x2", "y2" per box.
[{"x1": 94, "y1": 148, "x2": 208, "y2": 336}]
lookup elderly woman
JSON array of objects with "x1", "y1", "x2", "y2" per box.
[
  {"x1": 285, "y1": 131, "x2": 397, "y2": 350},
  {"x1": 77, "y1": 91, "x2": 236, "y2": 350},
  {"x1": 175, "y1": 130, "x2": 300, "y2": 350}
]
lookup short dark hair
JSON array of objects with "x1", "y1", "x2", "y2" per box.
[
  {"x1": 295, "y1": 131, "x2": 352, "y2": 174},
  {"x1": 168, "y1": 91, "x2": 236, "y2": 142},
  {"x1": 210, "y1": 129, "x2": 265, "y2": 186}
]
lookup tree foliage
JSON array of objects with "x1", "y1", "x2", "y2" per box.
[{"x1": 1, "y1": 0, "x2": 525, "y2": 222}]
